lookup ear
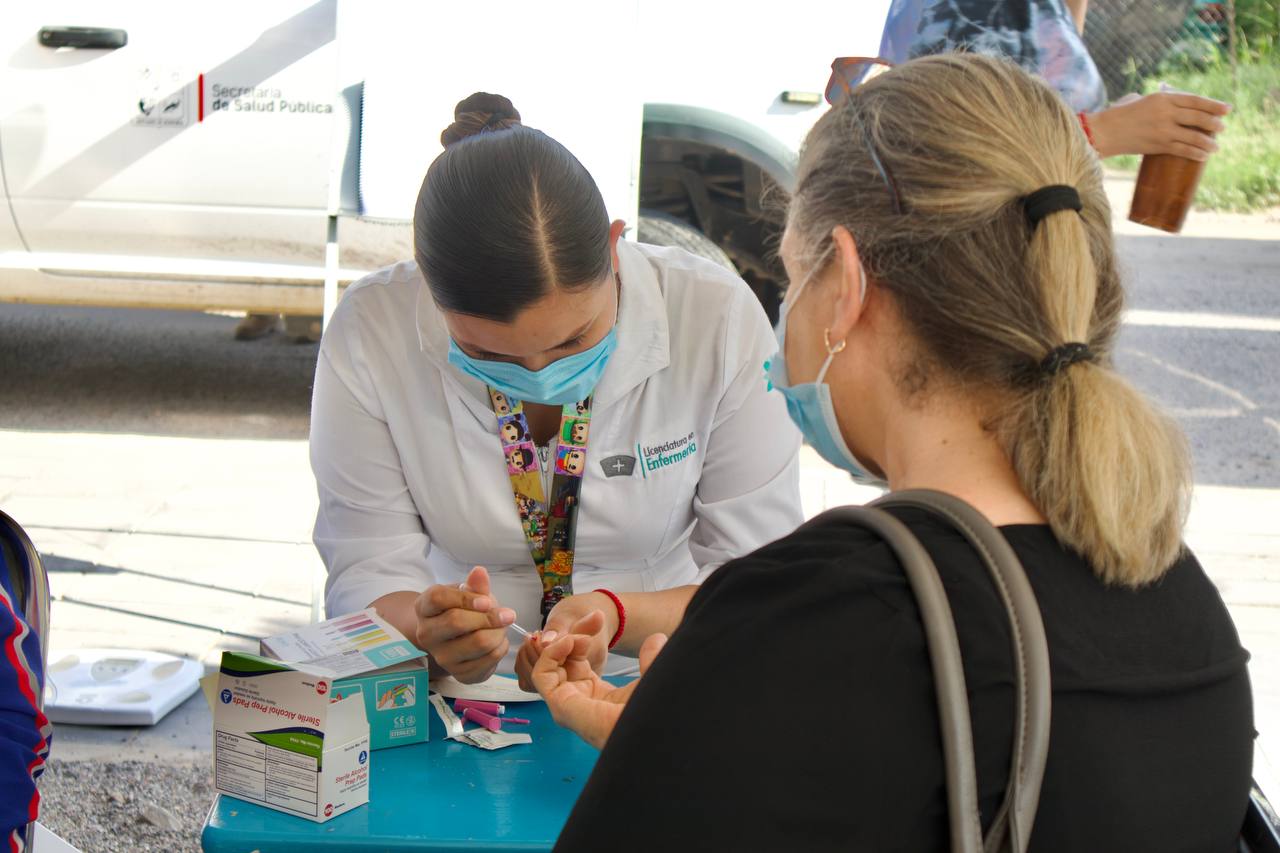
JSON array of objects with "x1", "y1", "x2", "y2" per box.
[
  {"x1": 608, "y1": 219, "x2": 627, "y2": 271},
  {"x1": 827, "y1": 225, "x2": 867, "y2": 345}
]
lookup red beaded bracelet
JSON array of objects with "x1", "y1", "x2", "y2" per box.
[
  {"x1": 1078, "y1": 111, "x2": 1096, "y2": 149},
  {"x1": 596, "y1": 588, "x2": 626, "y2": 650}
]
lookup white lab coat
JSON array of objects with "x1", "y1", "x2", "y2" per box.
[{"x1": 310, "y1": 240, "x2": 802, "y2": 674}]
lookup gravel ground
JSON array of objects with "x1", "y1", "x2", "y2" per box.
[{"x1": 37, "y1": 760, "x2": 211, "y2": 853}]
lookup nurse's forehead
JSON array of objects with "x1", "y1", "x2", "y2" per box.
[{"x1": 445, "y1": 284, "x2": 605, "y2": 358}]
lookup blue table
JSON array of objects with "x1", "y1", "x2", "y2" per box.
[{"x1": 201, "y1": 686, "x2": 610, "y2": 852}]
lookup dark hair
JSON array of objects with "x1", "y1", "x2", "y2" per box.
[{"x1": 415, "y1": 93, "x2": 612, "y2": 322}]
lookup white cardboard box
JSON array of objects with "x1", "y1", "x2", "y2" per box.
[{"x1": 211, "y1": 652, "x2": 369, "y2": 822}]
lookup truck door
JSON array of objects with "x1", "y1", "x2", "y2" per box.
[
  {"x1": 348, "y1": 1, "x2": 642, "y2": 231},
  {"x1": 0, "y1": 1, "x2": 339, "y2": 267}
]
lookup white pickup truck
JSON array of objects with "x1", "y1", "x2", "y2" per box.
[{"x1": 0, "y1": 1, "x2": 887, "y2": 326}]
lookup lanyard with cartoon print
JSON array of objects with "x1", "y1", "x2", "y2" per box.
[{"x1": 488, "y1": 388, "x2": 593, "y2": 623}]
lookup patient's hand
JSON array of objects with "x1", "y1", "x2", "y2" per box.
[
  {"x1": 515, "y1": 597, "x2": 612, "y2": 692},
  {"x1": 531, "y1": 625, "x2": 667, "y2": 749}
]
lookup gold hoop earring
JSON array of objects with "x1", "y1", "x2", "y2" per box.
[{"x1": 824, "y1": 329, "x2": 847, "y2": 355}]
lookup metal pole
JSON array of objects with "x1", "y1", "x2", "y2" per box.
[
  {"x1": 314, "y1": 0, "x2": 344, "y2": 624},
  {"x1": 1226, "y1": 0, "x2": 1239, "y2": 90},
  {"x1": 322, "y1": 214, "x2": 339, "y2": 330},
  {"x1": 312, "y1": 555, "x2": 325, "y2": 625},
  {"x1": 316, "y1": 213, "x2": 337, "y2": 624}
]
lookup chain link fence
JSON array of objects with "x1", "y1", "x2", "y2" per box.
[{"x1": 1083, "y1": 0, "x2": 1230, "y2": 98}]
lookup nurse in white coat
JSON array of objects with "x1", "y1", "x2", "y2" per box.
[{"x1": 310, "y1": 93, "x2": 801, "y2": 683}]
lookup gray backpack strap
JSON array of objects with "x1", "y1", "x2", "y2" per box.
[
  {"x1": 874, "y1": 490, "x2": 1052, "y2": 853},
  {"x1": 823, "y1": 505, "x2": 984, "y2": 853}
]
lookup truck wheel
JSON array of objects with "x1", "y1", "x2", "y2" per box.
[
  {"x1": 637, "y1": 210, "x2": 735, "y2": 273},
  {"x1": 283, "y1": 314, "x2": 322, "y2": 344}
]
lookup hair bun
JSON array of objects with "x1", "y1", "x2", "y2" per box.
[{"x1": 441, "y1": 93, "x2": 522, "y2": 147}]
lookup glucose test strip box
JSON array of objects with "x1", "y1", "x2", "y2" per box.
[
  {"x1": 260, "y1": 608, "x2": 424, "y2": 677},
  {"x1": 261, "y1": 610, "x2": 430, "y2": 751},
  {"x1": 213, "y1": 652, "x2": 369, "y2": 822},
  {"x1": 331, "y1": 658, "x2": 430, "y2": 751}
]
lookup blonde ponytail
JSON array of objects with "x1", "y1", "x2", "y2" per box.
[
  {"x1": 1009, "y1": 192, "x2": 1191, "y2": 585},
  {"x1": 790, "y1": 53, "x2": 1193, "y2": 586},
  {"x1": 1008, "y1": 364, "x2": 1191, "y2": 585}
]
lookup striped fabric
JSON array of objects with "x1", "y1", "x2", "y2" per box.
[{"x1": 0, "y1": 511, "x2": 52, "y2": 853}]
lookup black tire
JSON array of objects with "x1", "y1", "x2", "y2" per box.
[{"x1": 637, "y1": 210, "x2": 735, "y2": 273}]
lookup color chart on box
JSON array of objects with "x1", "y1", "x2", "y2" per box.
[
  {"x1": 260, "y1": 608, "x2": 425, "y2": 678},
  {"x1": 329, "y1": 612, "x2": 391, "y2": 650}
]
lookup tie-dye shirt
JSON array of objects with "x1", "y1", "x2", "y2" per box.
[{"x1": 878, "y1": 0, "x2": 1108, "y2": 113}]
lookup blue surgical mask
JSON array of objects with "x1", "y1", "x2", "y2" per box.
[
  {"x1": 767, "y1": 249, "x2": 887, "y2": 488},
  {"x1": 448, "y1": 325, "x2": 618, "y2": 406}
]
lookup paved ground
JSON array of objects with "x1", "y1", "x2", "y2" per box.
[{"x1": 1, "y1": 177, "x2": 1277, "y2": 847}]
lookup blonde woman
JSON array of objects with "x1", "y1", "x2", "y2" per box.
[{"x1": 528, "y1": 54, "x2": 1253, "y2": 851}]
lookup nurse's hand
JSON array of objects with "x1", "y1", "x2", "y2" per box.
[
  {"x1": 531, "y1": 625, "x2": 668, "y2": 749},
  {"x1": 415, "y1": 566, "x2": 517, "y2": 684}
]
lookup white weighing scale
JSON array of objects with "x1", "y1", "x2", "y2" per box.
[{"x1": 44, "y1": 649, "x2": 204, "y2": 726}]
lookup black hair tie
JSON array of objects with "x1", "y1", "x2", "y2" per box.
[
  {"x1": 1039, "y1": 342, "x2": 1093, "y2": 377},
  {"x1": 1023, "y1": 184, "x2": 1082, "y2": 228}
]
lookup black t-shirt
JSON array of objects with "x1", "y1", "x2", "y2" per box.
[{"x1": 556, "y1": 507, "x2": 1254, "y2": 852}]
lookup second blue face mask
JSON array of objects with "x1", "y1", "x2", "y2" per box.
[{"x1": 448, "y1": 326, "x2": 618, "y2": 406}]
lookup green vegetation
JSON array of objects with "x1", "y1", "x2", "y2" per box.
[
  {"x1": 1231, "y1": 0, "x2": 1280, "y2": 55},
  {"x1": 1173, "y1": 57, "x2": 1276, "y2": 211},
  {"x1": 1108, "y1": 1, "x2": 1280, "y2": 213},
  {"x1": 1110, "y1": 57, "x2": 1280, "y2": 212}
]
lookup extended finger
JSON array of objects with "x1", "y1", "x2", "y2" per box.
[
  {"x1": 569, "y1": 610, "x2": 607, "y2": 639},
  {"x1": 426, "y1": 604, "x2": 516, "y2": 644},
  {"x1": 1163, "y1": 140, "x2": 1212, "y2": 161},
  {"x1": 561, "y1": 633, "x2": 604, "y2": 681},
  {"x1": 1171, "y1": 93, "x2": 1230, "y2": 116},
  {"x1": 537, "y1": 634, "x2": 577, "y2": 666},
  {"x1": 541, "y1": 606, "x2": 578, "y2": 638},
  {"x1": 418, "y1": 583, "x2": 493, "y2": 620},
  {"x1": 515, "y1": 642, "x2": 538, "y2": 692},
  {"x1": 1170, "y1": 128, "x2": 1217, "y2": 158},
  {"x1": 1178, "y1": 127, "x2": 1218, "y2": 152},
  {"x1": 515, "y1": 635, "x2": 547, "y2": 691},
  {"x1": 462, "y1": 565, "x2": 492, "y2": 597},
  {"x1": 1174, "y1": 107, "x2": 1226, "y2": 136},
  {"x1": 568, "y1": 632, "x2": 598, "y2": 661},
  {"x1": 530, "y1": 635, "x2": 577, "y2": 697},
  {"x1": 638, "y1": 633, "x2": 669, "y2": 674}
]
